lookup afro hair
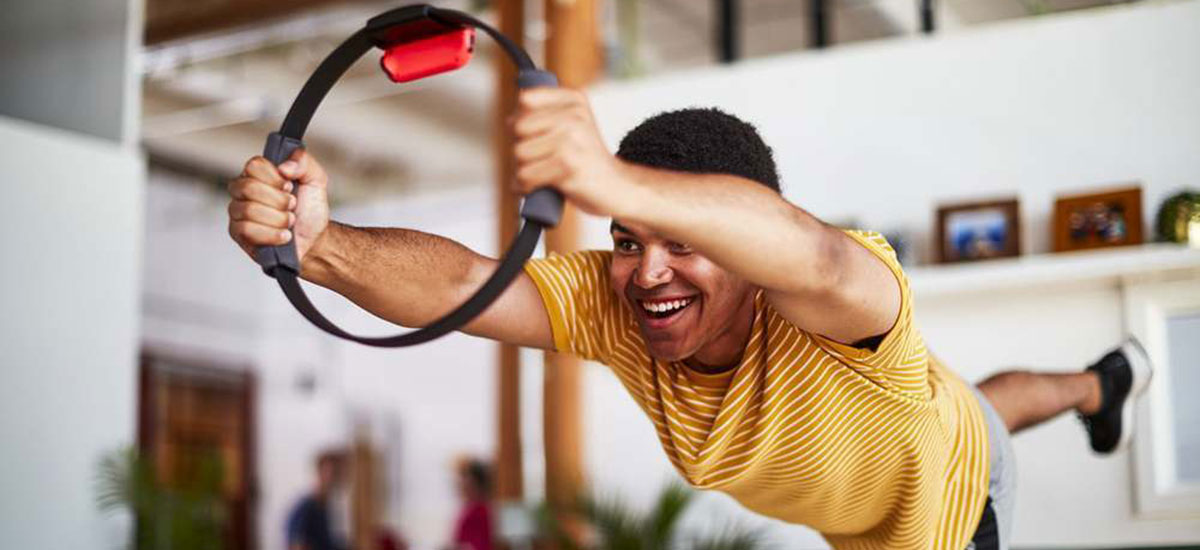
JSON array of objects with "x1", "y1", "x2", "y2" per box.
[{"x1": 615, "y1": 107, "x2": 781, "y2": 193}]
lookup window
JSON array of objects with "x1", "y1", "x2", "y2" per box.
[{"x1": 1124, "y1": 278, "x2": 1200, "y2": 518}]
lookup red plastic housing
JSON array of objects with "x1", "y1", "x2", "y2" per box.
[{"x1": 380, "y1": 27, "x2": 475, "y2": 83}]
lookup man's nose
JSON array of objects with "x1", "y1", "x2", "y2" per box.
[{"x1": 634, "y1": 247, "x2": 673, "y2": 288}]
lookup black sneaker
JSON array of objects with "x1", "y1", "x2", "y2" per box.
[{"x1": 1080, "y1": 338, "x2": 1153, "y2": 454}]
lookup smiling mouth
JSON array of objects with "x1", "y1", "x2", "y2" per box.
[{"x1": 637, "y1": 296, "x2": 696, "y2": 322}]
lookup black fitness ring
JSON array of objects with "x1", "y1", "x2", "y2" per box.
[{"x1": 255, "y1": 3, "x2": 563, "y2": 347}]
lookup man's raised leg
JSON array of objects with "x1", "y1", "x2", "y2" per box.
[{"x1": 976, "y1": 339, "x2": 1152, "y2": 453}]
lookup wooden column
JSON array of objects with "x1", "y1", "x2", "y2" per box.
[
  {"x1": 494, "y1": 0, "x2": 526, "y2": 506},
  {"x1": 715, "y1": 0, "x2": 740, "y2": 63},
  {"x1": 542, "y1": 0, "x2": 602, "y2": 535},
  {"x1": 350, "y1": 435, "x2": 378, "y2": 550},
  {"x1": 920, "y1": 0, "x2": 935, "y2": 34},
  {"x1": 810, "y1": 0, "x2": 830, "y2": 49}
]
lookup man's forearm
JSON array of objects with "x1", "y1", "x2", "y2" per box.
[
  {"x1": 300, "y1": 221, "x2": 490, "y2": 328},
  {"x1": 612, "y1": 163, "x2": 846, "y2": 296}
]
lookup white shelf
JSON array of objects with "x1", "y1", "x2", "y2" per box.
[{"x1": 907, "y1": 243, "x2": 1200, "y2": 299}]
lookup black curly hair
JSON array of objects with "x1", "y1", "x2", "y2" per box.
[
  {"x1": 615, "y1": 107, "x2": 781, "y2": 193},
  {"x1": 461, "y1": 458, "x2": 492, "y2": 497}
]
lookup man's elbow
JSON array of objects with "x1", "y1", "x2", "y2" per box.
[
  {"x1": 459, "y1": 253, "x2": 499, "y2": 299},
  {"x1": 803, "y1": 226, "x2": 853, "y2": 297}
]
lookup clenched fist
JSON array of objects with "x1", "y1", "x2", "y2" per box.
[
  {"x1": 511, "y1": 88, "x2": 634, "y2": 217},
  {"x1": 227, "y1": 149, "x2": 330, "y2": 266}
]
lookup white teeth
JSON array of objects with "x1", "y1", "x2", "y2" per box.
[{"x1": 642, "y1": 298, "x2": 692, "y2": 314}]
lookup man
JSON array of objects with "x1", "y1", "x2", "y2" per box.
[
  {"x1": 229, "y1": 89, "x2": 1151, "y2": 550},
  {"x1": 285, "y1": 451, "x2": 348, "y2": 550}
]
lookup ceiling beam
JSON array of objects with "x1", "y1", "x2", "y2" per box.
[{"x1": 144, "y1": 0, "x2": 373, "y2": 45}]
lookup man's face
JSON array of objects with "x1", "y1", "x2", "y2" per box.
[
  {"x1": 609, "y1": 220, "x2": 755, "y2": 363},
  {"x1": 317, "y1": 458, "x2": 343, "y2": 492}
]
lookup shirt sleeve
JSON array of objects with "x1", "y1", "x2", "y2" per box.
[
  {"x1": 523, "y1": 250, "x2": 623, "y2": 363},
  {"x1": 810, "y1": 230, "x2": 931, "y2": 399}
]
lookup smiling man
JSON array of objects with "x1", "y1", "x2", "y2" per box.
[{"x1": 227, "y1": 89, "x2": 1151, "y2": 550}]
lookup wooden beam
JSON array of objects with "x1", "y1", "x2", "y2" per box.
[
  {"x1": 810, "y1": 0, "x2": 830, "y2": 49},
  {"x1": 921, "y1": 0, "x2": 936, "y2": 34},
  {"x1": 350, "y1": 434, "x2": 378, "y2": 550},
  {"x1": 542, "y1": 0, "x2": 602, "y2": 540},
  {"x1": 493, "y1": 0, "x2": 526, "y2": 506},
  {"x1": 144, "y1": 0, "x2": 369, "y2": 45},
  {"x1": 545, "y1": 0, "x2": 603, "y2": 86},
  {"x1": 716, "y1": 0, "x2": 740, "y2": 63}
]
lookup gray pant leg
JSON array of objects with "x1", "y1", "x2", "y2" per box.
[{"x1": 969, "y1": 386, "x2": 1018, "y2": 550}]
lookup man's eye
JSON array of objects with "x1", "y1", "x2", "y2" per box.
[
  {"x1": 669, "y1": 242, "x2": 692, "y2": 254},
  {"x1": 615, "y1": 239, "x2": 641, "y2": 253}
]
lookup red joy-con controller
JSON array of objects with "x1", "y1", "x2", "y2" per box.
[{"x1": 380, "y1": 27, "x2": 475, "y2": 83}]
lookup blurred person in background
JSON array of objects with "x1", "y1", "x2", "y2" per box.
[
  {"x1": 446, "y1": 457, "x2": 493, "y2": 550},
  {"x1": 286, "y1": 450, "x2": 348, "y2": 550}
]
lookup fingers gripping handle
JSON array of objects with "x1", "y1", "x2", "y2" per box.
[
  {"x1": 516, "y1": 70, "x2": 564, "y2": 228},
  {"x1": 255, "y1": 132, "x2": 306, "y2": 277}
]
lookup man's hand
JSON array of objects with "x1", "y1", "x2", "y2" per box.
[
  {"x1": 511, "y1": 88, "x2": 633, "y2": 217},
  {"x1": 227, "y1": 149, "x2": 331, "y2": 265}
]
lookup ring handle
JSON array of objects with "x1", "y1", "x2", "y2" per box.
[
  {"x1": 254, "y1": 132, "x2": 306, "y2": 277},
  {"x1": 515, "y1": 69, "x2": 564, "y2": 228}
]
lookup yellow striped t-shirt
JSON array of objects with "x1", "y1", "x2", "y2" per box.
[{"x1": 523, "y1": 230, "x2": 990, "y2": 550}]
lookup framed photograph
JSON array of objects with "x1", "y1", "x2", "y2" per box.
[
  {"x1": 1053, "y1": 186, "x2": 1143, "y2": 252},
  {"x1": 935, "y1": 198, "x2": 1021, "y2": 263}
]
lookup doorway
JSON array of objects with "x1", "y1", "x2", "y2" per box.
[{"x1": 138, "y1": 351, "x2": 257, "y2": 550}]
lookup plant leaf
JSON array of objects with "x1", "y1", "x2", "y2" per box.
[
  {"x1": 690, "y1": 524, "x2": 767, "y2": 550},
  {"x1": 644, "y1": 482, "x2": 691, "y2": 549},
  {"x1": 580, "y1": 493, "x2": 643, "y2": 550}
]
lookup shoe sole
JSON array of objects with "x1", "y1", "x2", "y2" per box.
[{"x1": 1114, "y1": 337, "x2": 1153, "y2": 453}]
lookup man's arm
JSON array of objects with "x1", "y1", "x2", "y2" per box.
[
  {"x1": 510, "y1": 88, "x2": 900, "y2": 344},
  {"x1": 613, "y1": 167, "x2": 901, "y2": 345},
  {"x1": 228, "y1": 151, "x2": 554, "y2": 349},
  {"x1": 302, "y1": 222, "x2": 554, "y2": 349}
]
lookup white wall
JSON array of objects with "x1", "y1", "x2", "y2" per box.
[
  {"x1": 139, "y1": 1, "x2": 1200, "y2": 549},
  {"x1": 0, "y1": 116, "x2": 145, "y2": 550},
  {"x1": 0, "y1": 0, "x2": 140, "y2": 144}
]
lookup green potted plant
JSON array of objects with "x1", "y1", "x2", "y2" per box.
[
  {"x1": 1155, "y1": 190, "x2": 1200, "y2": 245},
  {"x1": 540, "y1": 483, "x2": 767, "y2": 550},
  {"x1": 95, "y1": 445, "x2": 228, "y2": 550}
]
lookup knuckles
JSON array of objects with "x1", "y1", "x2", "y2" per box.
[
  {"x1": 508, "y1": 90, "x2": 601, "y2": 194},
  {"x1": 229, "y1": 222, "x2": 251, "y2": 242},
  {"x1": 245, "y1": 156, "x2": 270, "y2": 172}
]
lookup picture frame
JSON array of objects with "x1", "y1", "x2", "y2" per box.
[
  {"x1": 935, "y1": 198, "x2": 1022, "y2": 263},
  {"x1": 1052, "y1": 185, "x2": 1143, "y2": 252}
]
